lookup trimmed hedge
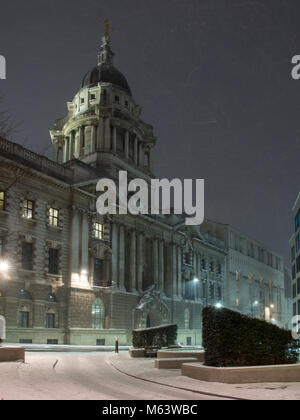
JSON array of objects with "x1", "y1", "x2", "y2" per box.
[
  {"x1": 203, "y1": 306, "x2": 299, "y2": 367},
  {"x1": 132, "y1": 324, "x2": 177, "y2": 350}
]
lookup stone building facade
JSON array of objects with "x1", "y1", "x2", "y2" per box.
[
  {"x1": 0, "y1": 34, "x2": 289, "y2": 346},
  {"x1": 290, "y1": 192, "x2": 300, "y2": 321}
]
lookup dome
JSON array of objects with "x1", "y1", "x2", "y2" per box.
[{"x1": 81, "y1": 63, "x2": 132, "y2": 96}]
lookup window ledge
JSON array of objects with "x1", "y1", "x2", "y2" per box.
[
  {"x1": 21, "y1": 217, "x2": 37, "y2": 224},
  {"x1": 46, "y1": 273, "x2": 62, "y2": 278},
  {"x1": 18, "y1": 269, "x2": 37, "y2": 274},
  {"x1": 47, "y1": 225, "x2": 63, "y2": 232}
]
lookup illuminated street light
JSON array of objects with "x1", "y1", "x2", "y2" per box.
[
  {"x1": 0, "y1": 261, "x2": 9, "y2": 273},
  {"x1": 215, "y1": 303, "x2": 223, "y2": 309},
  {"x1": 193, "y1": 278, "x2": 199, "y2": 283}
]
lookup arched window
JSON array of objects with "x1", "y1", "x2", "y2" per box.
[
  {"x1": 19, "y1": 289, "x2": 32, "y2": 300},
  {"x1": 146, "y1": 314, "x2": 151, "y2": 329},
  {"x1": 184, "y1": 308, "x2": 191, "y2": 330},
  {"x1": 92, "y1": 299, "x2": 105, "y2": 330},
  {"x1": 46, "y1": 293, "x2": 56, "y2": 303}
]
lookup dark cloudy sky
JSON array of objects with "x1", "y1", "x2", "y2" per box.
[{"x1": 0, "y1": 0, "x2": 300, "y2": 264}]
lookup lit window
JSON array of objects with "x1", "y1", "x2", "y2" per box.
[
  {"x1": 0, "y1": 192, "x2": 5, "y2": 210},
  {"x1": 94, "y1": 223, "x2": 103, "y2": 240},
  {"x1": 49, "y1": 208, "x2": 59, "y2": 227},
  {"x1": 92, "y1": 299, "x2": 105, "y2": 329},
  {"x1": 23, "y1": 200, "x2": 34, "y2": 219}
]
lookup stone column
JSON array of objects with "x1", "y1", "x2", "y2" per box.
[
  {"x1": 97, "y1": 118, "x2": 104, "y2": 149},
  {"x1": 149, "y1": 146, "x2": 154, "y2": 172},
  {"x1": 81, "y1": 212, "x2": 89, "y2": 274},
  {"x1": 104, "y1": 118, "x2": 111, "y2": 150},
  {"x1": 112, "y1": 126, "x2": 117, "y2": 153},
  {"x1": 71, "y1": 207, "x2": 80, "y2": 278},
  {"x1": 70, "y1": 131, "x2": 75, "y2": 159},
  {"x1": 172, "y1": 244, "x2": 177, "y2": 298},
  {"x1": 158, "y1": 240, "x2": 165, "y2": 295},
  {"x1": 130, "y1": 231, "x2": 137, "y2": 293},
  {"x1": 125, "y1": 130, "x2": 129, "y2": 159},
  {"x1": 139, "y1": 142, "x2": 144, "y2": 167},
  {"x1": 79, "y1": 126, "x2": 84, "y2": 157},
  {"x1": 137, "y1": 233, "x2": 144, "y2": 292},
  {"x1": 119, "y1": 225, "x2": 125, "y2": 291},
  {"x1": 177, "y1": 246, "x2": 182, "y2": 298},
  {"x1": 91, "y1": 124, "x2": 96, "y2": 153},
  {"x1": 111, "y1": 223, "x2": 118, "y2": 288},
  {"x1": 63, "y1": 138, "x2": 68, "y2": 162},
  {"x1": 152, "y1": 238, "x2": 159, "y2": 286},
  {"x1": 134, "y1": 136, "x2": 138, "y2": 165}
]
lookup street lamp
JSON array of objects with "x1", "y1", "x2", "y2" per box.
[
  {"x1": 215, "y1": 302, "x2": 223, "y2": 309},
  {"x1": 0, "y1": 261, "x2": 9, "y2": 273}
]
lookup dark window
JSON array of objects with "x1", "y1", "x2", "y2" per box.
[
  {"x1": 294, "y1": 303, "x2": 297, "y2": 317},
  {"x1": 47, "y1": 339, "x2": 58, "y2": 345},
  {"x1": 46, "y1": 313, "x2": 55, "y2": 329},
  {"x1": 81, "y1": 98, "x2": 84, "y2": 104},
  {"x1": 19, "y1": 339, "x2": 32, "y2": 344},
  {"x1": 46, "y1": 293, "x2": 56, "y2": 303},
  {"x1": 0, "y1": 192, "x2": 5, "y2": 210},
  {"x1": 293, "y1": 283, "x2": 297, "y2": 299},
  {"x1": 297, "y1": 278, "x2": 300, "y2": 296},
  {"x1": 298, "y1": 300, "x2": 300, "y2": 316},
  {"x1": 186, "y1": 337, "x2": 192, "y2": 346},
  {"x1": 48, "y1": 248, "x2": 59, "y2": 275},
  {"x1": 22, "y1": 242, "x2": 33, "y2": 271},
  {"x1": 93, "y1": 259, "x2": 104, "y2": 287},
  {"x1": 18, "y1": 311, "x2": 29, "y2": 328},
  {"x1": 201, "y1": 259, "x2": 206, "y2": 270},
  {"x1": 96, "y1": 339, "x2": 105, "y2": 346},
  {"x1": 90, "y1": 94, "x2": 96, "y2": 100},
  {"x1": 295, "y1": 209, "x2": 300, "y2": 232},
  {"x1": 23, "y1": 200, "x2": 34, "y2": 219},
  {"x1": 19, "y1": 289, "x2": 31, "y2": 300},
  {"x1": 114, "y1": 95, "x2": 120, "y2": 103}
]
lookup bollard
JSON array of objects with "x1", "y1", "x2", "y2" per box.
[{"x1": 115, "y1": 337, "x2": 119, "y2": 354}]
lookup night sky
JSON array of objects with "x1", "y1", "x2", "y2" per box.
[{"x1": 0, "y1": 0, "x2": 300, "y2": 264}]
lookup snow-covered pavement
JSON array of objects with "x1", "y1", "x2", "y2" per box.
[{"x1": 0, "y1": 352, "x2": 224, "y2": 400}]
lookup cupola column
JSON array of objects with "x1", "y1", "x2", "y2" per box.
[
  {"x1": 112, "y1": 126, "x2": 117, "y2": 153},
  {"x1": 125, "y1": 131, "x2": 129, "y2": 159},
  {"x1": 79, "y1": 126, "x2": 85, "y2": 157},
  {"x1": 91, "y1": 124, "x2": 97, "y2": 153},
  {"x1": 139, "y1": 141, "x2": 144, "y2": 167},
  {"x1": 97, "y1": 118, "x2": 104, "y2": 149},
  {"x1": 134, "y1": 136, "x2": 138, "y2": 165},
  {"x1": 104, "y1": 118, "x2": 111, "y2": 150}
]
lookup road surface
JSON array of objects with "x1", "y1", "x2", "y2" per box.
[{"x1": 0, "y1": 352, "x2": 226, "y2": 400}]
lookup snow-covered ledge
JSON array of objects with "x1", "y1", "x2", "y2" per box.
[{"x1": 182, "y1": 362, "x2": 300, "y2": 384}]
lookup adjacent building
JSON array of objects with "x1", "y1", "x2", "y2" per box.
[
  {"x1": 290, "y1": 193, "x2": 300, "y2": 321},
  {"x1": 0, "y1": 32, "x2": 289, "y2": 346}
]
